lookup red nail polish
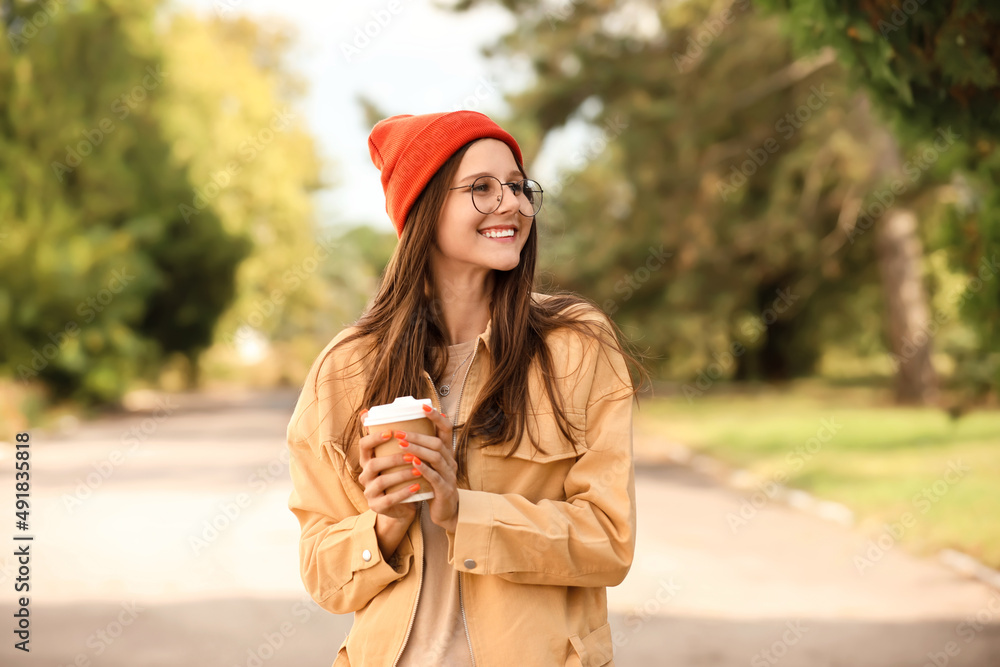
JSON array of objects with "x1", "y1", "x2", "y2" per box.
[
  {"x1": 403, "y1": 454, "x2": 414, "y2": 462},
  {"x1": 412, "y1": 468, "x2": 422, "y2": 476},
  {"x1": 394, "y1": 430, "x2": 406, "y2": 439},
  {"x1": 412, "y1": 457, "x2": 421, "y2": 466},
  {"x1": 409, "y1": 483, "x2": 421, "y2": 492},
  {"x1": 380, "y1": 430, "x2": 391, "y2": 439},
  {"x1": 399, "y1": 440, "x2": 409, "y2": 448},
  {"x1": 422, "y1": 404, "x2": 432, "y2": 412}
]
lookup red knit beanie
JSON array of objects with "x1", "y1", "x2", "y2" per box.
[{"x1": 368, "y1": 111, "x2": 524, "y2": 238}]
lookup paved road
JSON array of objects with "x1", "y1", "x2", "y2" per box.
[{"x1": 0, "y1": 388, "x2": 998, "y2": 666}]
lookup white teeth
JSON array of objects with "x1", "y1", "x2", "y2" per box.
[{"x1": 479, "y1": 228, "x2": 515, "y2": 238}]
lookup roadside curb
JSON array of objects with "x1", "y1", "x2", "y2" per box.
[
  {"x1": 650, "y1": 439, "x2": 1000, "y2": 592},
  {"x1": 650, "y1": 439, "x2": 856, "y2": 527},
  {"x1": 939, "y1": 549, "x2": 1000, "y2": 592}
]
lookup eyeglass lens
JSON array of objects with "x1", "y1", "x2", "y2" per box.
[{"x1": 471, "y1": 176, "x2": 543, "y2": 217}]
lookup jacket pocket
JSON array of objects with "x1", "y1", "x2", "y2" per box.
[
  {"x1": 568, "y1": 622, "x2": 614, "y2": 667},
  {"x1": 480, "y1": 409, "x2": 584, "y2": 501},
  {"x1": 481, "y1": 408, "x2": 586, "y2": 461}
]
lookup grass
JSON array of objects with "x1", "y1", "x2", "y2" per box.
[{"x1": 635, "y1": 381, "x2": 1000, "y2": 569}]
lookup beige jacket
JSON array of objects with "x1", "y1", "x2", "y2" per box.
[{"x1": 286, "y1": 298, "x2": 637, "y2": 667}]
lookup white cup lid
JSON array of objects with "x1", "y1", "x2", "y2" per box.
[{"x1": 363, "y1": 396, "x2": 433, "y2": 427}]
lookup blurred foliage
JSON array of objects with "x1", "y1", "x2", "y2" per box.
[
  {"x1": 752, "y1": 0, "x2": 1000, "y2": 401},
  {"x1": 197, "y1": 222, "x2": 399, "y2": 391},
  {"x1": 158, "y1": 12, "x2": 327, "y2": 354},
  {"x1": 3, "y1": 0, "x2": 996, "y2": 410},
  {"x1": 449, "y1": 0, "x2": 882, "y2": 378},
  {"x1": 754, "y1": 0, "x2": 1000, "y2": 144},
  {"x1": 0, "y1": 0, "x2": 244, "y2": 403},
  {"x1": 450, "y1": 0, "x2": 997, "y2": 400},
  {"x1": 0, "y1": 0, "x2": 328, "y2": 405}
]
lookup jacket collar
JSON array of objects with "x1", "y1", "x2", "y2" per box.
[{"x1": 476, "y1": 318, "x2": 493, "y2": 355}]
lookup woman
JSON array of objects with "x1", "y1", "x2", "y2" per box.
[{"x1": 286, "y1": 110, "x2": 646, "y2": 667}]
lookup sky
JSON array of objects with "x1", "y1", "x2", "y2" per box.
[{"x1": 168, "y1": 0, "x2": 568, "y2": 235}]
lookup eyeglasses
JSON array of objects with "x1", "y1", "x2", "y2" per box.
[{"x1": 448, "y1": 175, "x2": 544, "y2": 217}]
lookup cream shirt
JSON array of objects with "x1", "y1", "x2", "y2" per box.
[{"x1": 397, "y1": 338, "x2": 477, "y2": 666}]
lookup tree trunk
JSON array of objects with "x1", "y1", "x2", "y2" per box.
[{"x1": 875, "y1": 208, "x2": 939, "y2": 404}]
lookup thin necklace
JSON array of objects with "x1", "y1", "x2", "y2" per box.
[{"x1": 435, "y1": 347, "x2": 475, "y2": 397}]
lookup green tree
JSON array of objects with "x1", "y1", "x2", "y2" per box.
[
  {"x1": 1, "y1": 0, "x2": 336, "y2": 406},
  {"x1": 0, "y1": 0, "x2": 249, "y2": 403},
  {"x1": 753, "y1": 0, "x2": 1000, "y2": 402},
  {"x1": 157, "y1": 11, "x2": 328, "y2": 365},
  {"x1": 448, "y1": 0, "x2": 995, "y2": 405},
  {"x1": 450, "y1": 0, "x2": 901, "y2": 387}
]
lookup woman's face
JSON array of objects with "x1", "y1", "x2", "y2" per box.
[{"x1": 432, "y1": 138, "x2": 533, "y2": 278}]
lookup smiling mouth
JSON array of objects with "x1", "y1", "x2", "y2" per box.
[{"x1": 478, "y1": 228, "x2": 516, "y2": 239}]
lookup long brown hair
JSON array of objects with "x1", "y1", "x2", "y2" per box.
[{"x1": 334, "y1": 139, "x2": 650, "y2": 484}]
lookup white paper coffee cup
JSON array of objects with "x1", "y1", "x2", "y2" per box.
[{"x1": 363, "y1": 396, "x2": 436, "y2": 503}]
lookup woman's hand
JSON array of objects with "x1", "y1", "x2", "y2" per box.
[
  {"x1": 403, "y1": 404, "x2": 460, "y2": 533},
  {"x1": 358, "y1": 409, "x2": 418, "y2": 526}
]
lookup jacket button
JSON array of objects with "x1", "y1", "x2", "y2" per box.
[
  {"x1": 362, "y1": 549, "x2": 372, "y2": 562},
  {"x1": 463, "y1": 559, "x2": 476, "y2": 569}
]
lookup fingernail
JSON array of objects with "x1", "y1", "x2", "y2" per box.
[
  {"x1": 411, "y1": 468, "x2": 422, "y2": 476},
  {"x1": 440, "y1": 413, "x2": 447, "y2": 418},
  {"x1": 412, "y1": 457, "x2": 421, "y2": 466},
  {"x1": 422, "y1": 404, "x2": 432, "y2": 413},
  {"x1": 381, "y1": 431, "x2": 392, "y2": 439},
  {"x1": 399, "y1": 440, "x2": 409, "y2": 448},
  {"x1": 394, "y1": 430, "x2": 406, "y2": 439},
  {"x1": 403, "y1": 454, "x2": 414, "y2": 462},
  {"x1": 409, "y1": 483, "x2": 421, "y2": 492}
]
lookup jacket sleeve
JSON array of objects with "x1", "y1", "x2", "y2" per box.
[
  {"x1": 446, "y1": 316, "x2": 637, "y2": 587},
  {"x1": 287, "y1": 340, "x2": 414, "y2": 614}
]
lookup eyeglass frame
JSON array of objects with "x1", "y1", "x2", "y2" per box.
[{"x1": 447, "y1": 175, "x2": 544, "y2": 217}]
